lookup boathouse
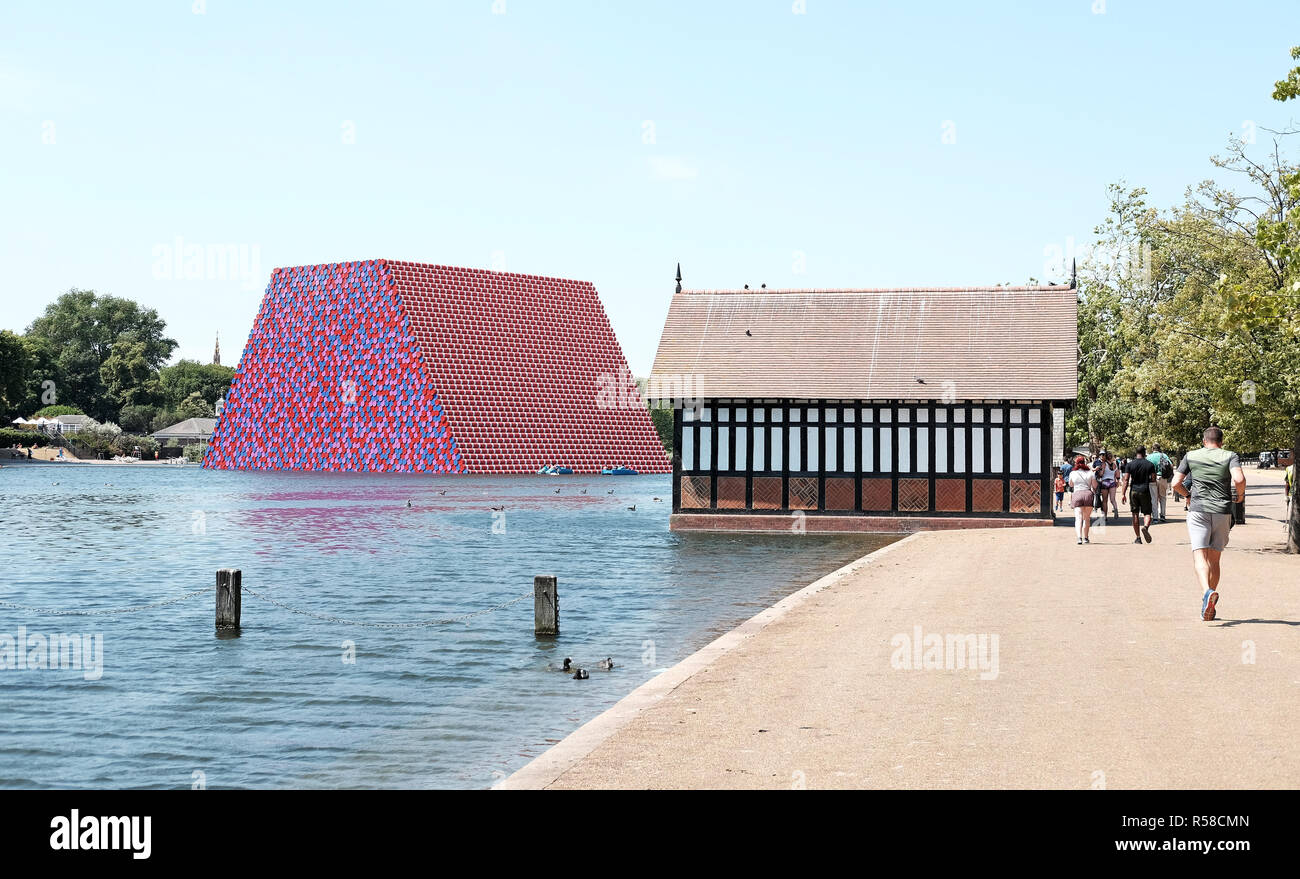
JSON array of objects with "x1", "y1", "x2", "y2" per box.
[
  {"x1": 205, "y1": 260, "x2": 669, "y2": 474},
  {"x1": 647, "y1": 271, "x2": 1077, "y2": 531}
]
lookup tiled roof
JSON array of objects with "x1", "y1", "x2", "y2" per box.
[
  {"x1": 649, "y1": 286, "x2": 1078, "y2": 402},
  {"x1": 153, "y1": 417, "x2": 217, "y2": 439}
]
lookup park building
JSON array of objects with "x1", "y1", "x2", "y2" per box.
[{"x1": 647, "y1": 267, "x2": 1078, "y2": 531}]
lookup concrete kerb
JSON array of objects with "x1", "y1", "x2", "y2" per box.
[{"x1": 493, "y1": 530, "x2": 927, "y2": 790}]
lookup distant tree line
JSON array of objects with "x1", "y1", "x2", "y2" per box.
[{"x1": 0, "y1": 289, "x2": 234, "y2": 435}]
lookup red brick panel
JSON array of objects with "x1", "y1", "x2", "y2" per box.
[
  {"x1": 1010, "y1": 479, "x2": 1041, "y2": 514},
  {"x1": 788, "y1": 476, "x2": 819, "y2": 510},
  {"x1": 897, "y1": 478, "x2": 929, "y2": 512},
  {"x1": 824, "y1": 477, "x2": 855, "y2": 510},
  {"x1": 716, "y1": 476, "x2": 746, "y2": 509},
  {"x1": 972, "y1": 479, "x2": 1003, "y2": 512},
  {"x1": 751, "y1": 477, "x2": 783, "y2": 510},
  {"x1": 680, "y1": 475, "x2": 711, "y2": 509},
  {"x1": 861, "y1": 478, "x2": 892, "y2": 511},
  {"x1": 935, "y1": 478, "x2": 966, "y2": 512}
]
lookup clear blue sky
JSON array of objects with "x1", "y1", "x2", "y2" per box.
[{"x1": 2, "y1": 1, "x2": 1297, "y2": 373}]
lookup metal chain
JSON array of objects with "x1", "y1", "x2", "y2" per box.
[
  {"x1": 0, "y1": 586, "x2": 211, "y2": 617},
  {"x1": 240, "y1": 585, "x2": 532, "y2": 628},
  {"x1": 0, "y1": 584, "x2": 531, "y2": 628}
]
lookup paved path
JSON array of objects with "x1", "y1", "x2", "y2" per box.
[{"x1": 501, "y1": 469, "x2": 1299, "y2": 789}]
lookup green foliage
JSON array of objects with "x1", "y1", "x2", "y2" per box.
[
  {"x1": 0, "y1": 428, "x2": 50, "y2": 447},
  {"x1": 0, "y1": 330, "x2": 30, "y2": 416},
  {"x1": 158, "y1": 360, "x2": 234, "y2": 411},
  {"x1": 175, "y1": 392, "x2": 213, "y2": 420},
  {"x1": 24, "y1": 289, "x2": 176, "y2": 420},
  {"x1": 110, "y1": 433, "x2": 157, "y2": 457},
  {"x1": 100, "y1": 340, "x2": 162, "y2": 410},
  {"x1": 184, "y1": 443, "x2": 208, "y2": 463},
  {"x1": 33, "y1": 404, "x2": 84, "y2": 417},
  {"x1": 118, "y1": 403, "x2": 162, "y2": 434},
  {"x1": 649, "y1": 406, "x2": 674, "y2": 454}
]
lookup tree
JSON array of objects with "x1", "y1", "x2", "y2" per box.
[
  {"x1": 158, "y1": 359, "x2": 234, "y2": 412},
  {"x1": 100, "y1": 340, "x2": 162, "y2": 411},
  {"x1": 25, "y1": 289, "x2": 176, "y2": 420},
  {"x1": 1074, "y1": 46, "x2": 1300, "y2": 553},
  {"x1": 176, "y1": 392, "x2": 213, "y2": 420},
  {"x1": 33, "y1": 404, "x2": 85, "y2": 417},
  {"x1": 0, "y1": 330, "x2": 30, "y2": 417}
]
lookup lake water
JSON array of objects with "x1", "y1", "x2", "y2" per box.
[{"x1": 0, "y1": 463, "x2": 895, "y2": 788}]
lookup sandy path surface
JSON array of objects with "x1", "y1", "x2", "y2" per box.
[{"x1": 502, "y1": 469, "x2": 1299, "y2": 789}]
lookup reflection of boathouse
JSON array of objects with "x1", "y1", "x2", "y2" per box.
[{"x1": 648, "y1": 274, "x2": 1077, "y2": 531}]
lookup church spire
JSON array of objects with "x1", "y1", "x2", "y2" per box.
[{"x1": 213, "y1": 332, "x2": 221, "y2": 366}]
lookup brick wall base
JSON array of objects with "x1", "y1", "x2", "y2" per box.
[{"x1": 669, "y1": 513, "x2": 1054, "y2": 533}]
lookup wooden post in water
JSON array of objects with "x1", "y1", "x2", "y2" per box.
[
  {"x1": 534, "y1": 575, "x2": 558, "y2": 636},
  {"x1": 216, "y1": 568, "x2": 242, "y2": 630}
]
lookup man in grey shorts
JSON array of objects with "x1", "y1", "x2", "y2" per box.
[{"x1": 1171, "y1": 426, "x2": 1246, "y2": 621}]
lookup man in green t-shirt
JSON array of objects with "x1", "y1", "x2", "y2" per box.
[{"x1": 1171, "y1": 426, "x2": 1246, "y2": 621}]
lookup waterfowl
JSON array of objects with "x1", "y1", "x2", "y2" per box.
[
  {"x1": 627, "y1": 505, "x2": 636, "y2": 511},
  {"x1": 580, "y1": 489, "x2": 588, "y2": 494},
  {"x1": 572, "y1": 668, "x2": 589, "y2": 680},
  {"x1": 652, "y1": 497, "x2": 662, "y2": 502},
  {"x1": 549, "y1": 657, "x2": 572, "y2": 672},
  {"x1": 598, "y1": 657, "x2": 615, "y2": 670},
  {"x1": 606, "y1": 489, "x2": 615, "y2": 494},
  {"x1": 554, "y1": 488, "x2": 561, "y2": 494},
  {"x1": 439, "y1": 490, "x2": 447, "y2": 496},
  {"x1": 490, "y1": 505, "x2": 505, "y2": 512},
  {"x1": 406, "y1": 499, "x2": 412, "y2": 507}
]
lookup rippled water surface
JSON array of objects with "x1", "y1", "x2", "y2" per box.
[{"x1": 0, "y1": 463, "x2": 895, "y2": 788}]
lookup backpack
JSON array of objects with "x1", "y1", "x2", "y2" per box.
[{"x1": 1160, "y1": 457, "x2": 1173, "y2": 480}]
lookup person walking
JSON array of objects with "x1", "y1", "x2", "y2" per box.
[
  {"x1": 1121, "y1": 446, "x2": 1158, "y2": 544},
  {"x1": 1286, "y1": 460, "x2": 1295, "y2": 517},
  {"x1": 1054, "y1": 471, "x2": 1066, "y2": 512},
  {"x1": 1147, "y1": 443, "x2": 1173, "y2": 522},
  {"x1": 1097, "y1": 453, "x2": 1119, "y2": 522},
  {"x1": 1171, "y1": 427, "x2": 1246, "y2": 621},
  {"x1": 1068, "y1": 455, "x2": 1098, "y2": 545}
]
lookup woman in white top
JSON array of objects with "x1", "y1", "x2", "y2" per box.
[
  {"x1": 1098, "y1": 453, "x2": 1119, "y2": 522},
  {"x1": 1068, "y1": 455, "x2": 1099, "y2": 545}
]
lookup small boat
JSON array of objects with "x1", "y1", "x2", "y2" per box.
[
  {"x1": 537, "y1": 464, "x2": 574, "y2": 475},
  {"x1": 600, "y1": 466, "x2": 637, "y2": 476}
]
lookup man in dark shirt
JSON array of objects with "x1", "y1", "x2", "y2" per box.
[{"x1": 1121, "y1": 446, "x2": 1158, "y2": 544}]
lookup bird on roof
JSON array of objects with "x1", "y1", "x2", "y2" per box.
[{"x1": 743, "y1": 284, "x2": 749, "y2": 290}]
